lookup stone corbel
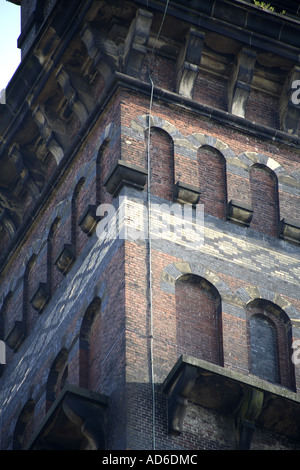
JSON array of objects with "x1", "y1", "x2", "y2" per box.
[
  {"x1": 30, "y1": 282, "x2": 51, "y2": 313},
  {"x1": 5, "y1": 320, "x2": 26, "y2": 351},
  {"x1": 226, "y1": 200, "x2": 253, "y2": 227},
  {"x1": 279, "y1": 218, "x2": 300, "y2": 244},
  {"x1": 32, "y1": 105, "x2": 65, "y2": 165},
  {"x1": 62, "y1": 389, "x2": 107, "y2": 450},
  {"x1": 8, "y1": 145, "x2": 40, "y2": 199},
  {"x1": 235, "y1": 388, "x2": 264, "y2": 450},
  {"x1": 176, "y1": 28, "x2": 205, "y2": 99},
  {"x1": 0, "y1": 208, "x2": 18, "y2": 238},
  {"x1": 165, "y1": 363, "x2": 197, "y2": 433},
  {"x1": 104, "y1": 160, "x2": 147, "y2": 196},
  {"x1": 80, "y1": 24, "x2": 119, "y2": 84},
  {"x1": 228, "y1": 48, "x2": 257, "y2": 117},
  {"x1": 279, "y1": 66, "x2": 300, "y2": 134},
  {"x1": 173, "y1": 181, "x2": 201, "y2": 205},
  {"x1": 56, "y1": 66, "x2": 89, "y2": 124},
  {"x1": 25, "y1": 384, "x2": 108, "y2": 450},
  {"x1": 124, "y1": 9, "x2": 153, "y2": 78},
  {"x1": 54, "y1": 243, "x2": 76, "y2": 275},
  {"x1": 79, "y1": 205, "x2": 99, "y2": 236}
]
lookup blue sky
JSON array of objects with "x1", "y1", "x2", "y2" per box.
[{"x1": 0, "y1": 0, "x2": 21, "y2": 92}]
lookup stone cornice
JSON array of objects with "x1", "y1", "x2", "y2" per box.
[{"x1": 137, "y1": 0, "x2": 300, "y2": 60}]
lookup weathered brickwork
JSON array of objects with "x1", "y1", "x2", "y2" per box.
[{"x1": 0, "y1": 0, "x2": 300, "y2": 451}]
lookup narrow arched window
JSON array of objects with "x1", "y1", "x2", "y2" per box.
[
  {"x1": 71, "y1": 178, "x2": 85, "y2": 254},
  {"x1": 247, "y1": 300, "x2": 295, "y2": 389},
  {"x1": 47, "y1": 218, "x2": 60, "y2": 297},
  {"x1": 96, "y1": 138, "x2": 111, "y2": 206},
  {"x1": 249, "y1": 164, "x2": 279, "y2": 237},
  {"x1": 79, "y1": 297, "x2": 101, "y2": 390},
  {"x1": 197, "y1": 145, "x2": 227, "y2": 219},
  {"x1": 249, "y1": 314, "x2": 279, "y2": 384},
  {"x1": 13, "y1": 399, "x2": 35, "y2": 450},
  {"x1": 175, "y1": 274, "x2": 223, "y2": 365},
  {"x1": 146, "y1": 127, "x2": 174, "y2": 201},
  {"x1": 46, "y1": 348, "x2": 68, "y2": 411}
]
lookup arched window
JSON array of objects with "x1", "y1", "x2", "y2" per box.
[
  {"x1": 0, "y1": 292, "x2": 12, "y2": 342},
  {"x1": 249, "y1": 164, "x2": 279, "y2": 237},
  {"x1": 247, "y1": 300, "x2": 295, "y2": 389},
  {"x1": 13, "y1": 399, "x2": 35, "y2": 450},
  {"x1": 96, "y1": 138, "x2": 111, "y2": 207},
  {"x1": 71, "y1": 178, "x2": 86, "y2": 254},
  {"x1": 249, "y1": 314, "x2": 279, "y2": 384},
  {"x1": 175, "y1": 274, "x2": 223, "y2": 365},
  {"x1": 146, "y1": 127, "x2": 174, "y2": 201},
  {"x1": 46, "y1": 348, "x2": 68, "y2": 411},
  {"x1": 47, "y1": 218, "x2": 60, "y2": 297},
  {"x1": 79, "y1": 297, "x2": 102, "y2": 390},
  {"x1": 197, "y1": 145, "x2": 227, "y2": 219}
]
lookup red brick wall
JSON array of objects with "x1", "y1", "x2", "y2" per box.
[
  {"x1": 148, "y1": 127, "x2": 174, "y2": 201},
  {"x1": 197, "y1": 146, "x2": 227, "y2": 219},
  {"x1": 249, "y1": 164, "x2": 279, "y2": 237},
  {"x1": 175, "y1": 275, "x2": 222, "y2": 365}
]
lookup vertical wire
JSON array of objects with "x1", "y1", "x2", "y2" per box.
[
  {"x1": 147, "y1": 72, "x2": 155, "y2": 450},
  {"x1": 146, "y1": 0, "x2": 169, "y2": 451}
]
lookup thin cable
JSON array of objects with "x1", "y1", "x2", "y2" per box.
[
  {"x1": 146, "y1": 0, "x2": 169, "y2": 452},
  {"x1": 147, "y1": 73, "x2": 155, "y2": 450}
]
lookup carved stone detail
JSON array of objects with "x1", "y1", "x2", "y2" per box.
[
  {"x1": 228, "y1": 48, "x2": 257, "y2": 117},
  {"x1": 104, "y1": 160, "x2": 147, "y2": 196},
  {"x1": 235, "y1": 388, "x2": 264, "y2": 450},
  {"x1": 5, "y1": 320, "x2": 26, "y2": 351},
  {"x1": 32, "y1": 105, "x2": 65, "y2": 165},
  {"x1": 164, "y1": 363, "x2": 197, "y2": 433},
  {"x1": 176, "y1": 28, "x2": 205, "y2": 99},
  {"x1": 279, "y1": 218, "x2": 300, "y2": 245},
  {"x1": 124, "y1": 9, "x2": 153, "y2": 78},
  {"x1": 173, "y1": 181, "x2": 201, "y2": 205},
  {"x1": 226, "y1": 200, "x2": 253, "y2": 227},
  {"x1": 56, "y1": 66, "x2": 89, "y2": 124}
]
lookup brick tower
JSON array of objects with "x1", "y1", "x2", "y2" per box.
[{"x1": 0, "y1": 0, "x2": 300, "y2": 451}]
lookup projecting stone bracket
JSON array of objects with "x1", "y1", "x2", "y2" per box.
[
  {"x1": 226, "y1": 200, "x2": 253, "y2": 227},
  {"x1": 164, "y1": 362, "x2": 197, "y2": 433},
  {"x1": 80, "y1": 23, "x2": 120, "y2": 84},
  {"x1": 173, "y1": 181, "x2": 201, "y2": 205},
  {"x1": 55, "y1": 243, "x2": 76, "y2": 275},
  {"x1": 81, "y1": 9, "x2": 152, "y2": 82},
  {"x1": 0, "y1": 209, "x2": 18, "y2": 238},
  {"x1": 228, "y1": 48, "x2": 257, "y2": 117},
  {"x1": 176, "y1": 28, "x2": 205, "y2": 99},
  {"x1": 30, "y1": 282, "x2": 51, "y2": 313},
  {"x1": 163, "y1": 355, "x2": 300, "y2": 448},
  {"x1": 32, "y1": 105, "x2": 65, "y2": 165},
  {"x1": 124, "y1": 9, "x2": 153, "y2": 78},
  {"x1": 8, "y1": 145, "x2": 42, "y2": 199},
  {"x1": 5, "y1": 320, "x2": 26, "y2": 351},
  {"x1": 104, "y1": 160, "x2": 147, "y2": 196},
  {"x1": 79, "y1": 204, "x2": 100, "y2": 237},
  {"x1": 25, "y1": 384, "x2": 108, "y2": 450},
  {"x1": 235, "y1": 388, "x2": 264, "y2": 450},
  {"x1": 56, "y1": 66, "x2": 90, "y2": 124},
  {"x1": 279, "y1": 218, "x2": 300, "y2": 245}
]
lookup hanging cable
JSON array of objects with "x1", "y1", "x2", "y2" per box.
[{"x1": 146, "y1": 0, "x2": 169, "y2": 452}]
